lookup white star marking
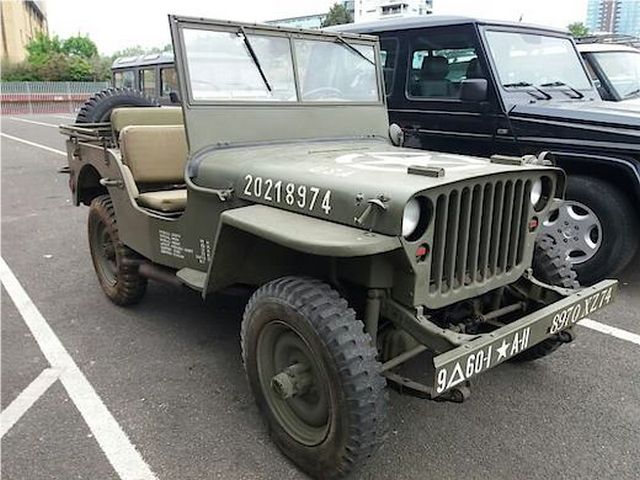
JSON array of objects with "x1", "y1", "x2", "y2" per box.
[{"x1": 496, "y1": 339, "x2": 511, "y2": 361}]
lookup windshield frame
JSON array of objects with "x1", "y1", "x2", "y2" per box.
[
  {"x1": 588, "y1": 50, "x2": 640, "y2": 101},
  {"x1": 173, "y1": 19, "x2": 384, "y2": 107},
  {"x1": 479, "y1": 25, "x2": 597, "y2": 105}
]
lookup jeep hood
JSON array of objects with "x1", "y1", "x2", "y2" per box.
[{"x1": 190, "y1": 139, "x2": 557, "y2": 236}]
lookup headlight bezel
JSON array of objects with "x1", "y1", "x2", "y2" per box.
[
  {"x1": 532, "y1": 176, "x2": 554, "y2": 212},
  {"x1": 402, "y1": 196, "x2": 432, "y2": 241}
]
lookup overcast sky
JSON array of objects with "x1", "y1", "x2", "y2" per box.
[{"x1": 46, "y1": 0, "x2": 589, "y2": 55}]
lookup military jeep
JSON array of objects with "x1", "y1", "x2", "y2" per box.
[{"x1": 59, "y1": 16, "x2": 617, "y2": 479}]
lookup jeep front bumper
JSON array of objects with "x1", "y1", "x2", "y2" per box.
[
  {"x1": 432, "y1": 279, "x2": 617, "y2": 395},
  {"x1": 381, "y1": 279, "x2": 618, "y2": 400}
]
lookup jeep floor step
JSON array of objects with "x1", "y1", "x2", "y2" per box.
[{"x1": 176, "y1": 268, "x2": 207, "y2": 291}]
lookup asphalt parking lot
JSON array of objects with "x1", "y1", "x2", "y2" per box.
[{"x1": 1, "y1": 113, "x2": 639, "y2": 480}]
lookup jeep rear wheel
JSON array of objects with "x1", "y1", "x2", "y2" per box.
[
  {"x1": 88, "y1": 195, "x2": 146, "y2": 305},
  {"x1": 76, "y1": 87, "x2": 159, "y2": 124},
  {"x1": 241, "y1": 277, "x2": 387, "y2": 479}
]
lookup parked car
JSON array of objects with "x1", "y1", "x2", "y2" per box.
[
  {"x1": 111, "y1": 51, "x2": 178, "y2": 105},
  {"x1": 337, "y1": 16, "x2": 640, "y2": 284},
  {"x1": 577, "y1": 43, "x2": 640, "y2": 102},
  {"x1": 60, "y1": 15, "x2": 617, "y2": 479}
]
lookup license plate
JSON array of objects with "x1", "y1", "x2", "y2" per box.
[{"x1": 432, "y1": 280, "x2": 618, "y2": 395}]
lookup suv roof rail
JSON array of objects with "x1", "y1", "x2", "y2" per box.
[{"x1": 576, "y1": 33, "x2": 640, "y2": 48}]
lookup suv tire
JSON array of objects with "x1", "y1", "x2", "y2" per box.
[
  {"x1": 76, "y1": 87, "x2": 159, "y2": 123},
  {"x1": 241, "y1": 276, "x2": 387, "y2": 479},
  {"x1": 547, "y1": 175, "x2": 638, "y2": 285},
  {"x1": 511, "y1": 236, "x2": 579, "y2": 362},
  {"x1": 88, "y1": 195, "x2": 147, "y2": 305}
]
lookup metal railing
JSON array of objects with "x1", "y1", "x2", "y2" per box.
[{"x1": 0, "y1": 81, "x2": 109, "y2": 115}]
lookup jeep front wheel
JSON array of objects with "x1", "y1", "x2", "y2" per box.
[
  {"x1": 241, "y1": 277, "x2": 387, "y2": 479},
  {"x1": 88, "y1": 195, "x2": 147, "y2": 305},
  {"x1": 511, "y1": 236, "x2": 579, "y2": 362}
]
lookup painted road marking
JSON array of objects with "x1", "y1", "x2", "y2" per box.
[
  {"x1": 0, "y1": 368, "x2": 60, "y2": 438},
  {"x1": 1, "y1": 133, "x2": 66, "y2": 156},
  {"x1": 8, "y1": 117, "x2": 59, "y2": 128},
  {"x1": 0, "y1": 257, "x2": 157, "y2": 480},
  {"x1": 579, "y1": 318, "x2": 640, "y2": 346}
]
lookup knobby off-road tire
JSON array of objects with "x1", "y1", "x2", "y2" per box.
[
  {"x1": 75, "y1": 87, "x2": 159, "y2": 123},
  {"x1": 511, "y1": 236, "x2": 580, "y2": 362},
  {"x1": 241, "y1": 277, "x2": 387, "y2": 479},
  {"x1": 88, "y1": 195, "x2": 147, "y2": 305}
]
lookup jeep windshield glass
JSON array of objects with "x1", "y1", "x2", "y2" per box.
[
  {"x1": 183, "y1": 29, "x2": 296, "y2": 101},
  {"x1": 591, "y1": 50, "x2": 640, "y2": 99},
  {"x1": 485, "y1": 31, "x2": 592, "y2": 99},
  {"x1": 182, "y1": 28, "x2": 379, "y2": 103}
]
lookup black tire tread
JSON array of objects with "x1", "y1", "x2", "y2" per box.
[
  {"x1": 88, "y1": 195, "x2": 146, "y2": 305},
  {"x1": 241, "y1": 276, "x2": 387, "y2": 479},
  {"x1": 76, "y1": 87, "x2": 159, "y2": 124},
  {"x1": 512, "y1": 237, "x2": 579, "y2": 362},
  {"x1": 566, "y1": 175, "x2": 639, "y2": 284}
]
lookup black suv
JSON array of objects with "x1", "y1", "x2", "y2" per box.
[{"x1": 338, "y1": 16, "x2": 640, "y2": 284}]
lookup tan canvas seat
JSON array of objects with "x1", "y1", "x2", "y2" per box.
[
  {"x1": 111, "y1": 107, "x2": 184, "y2": 134},
  {"x1": 119, "y1": 124, "x2": 189, "y2": 213},
  {"x1": 137, "y1": 190, "x2": 188, "y2": 212}
]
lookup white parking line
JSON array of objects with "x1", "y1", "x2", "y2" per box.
[
  {"x1": 0, "y1": 132, "x2": 65, "y2": 156},
  {"x1": 0, "y1": 257, "x2": 157, "y2": 480},
  {"x1": 8, "y1": 117, "x2": 59, "y2": 128},
  {"x1": 0, "y1": 368, "x2": 60, "y2": 438},
  {"x1": 579, "y1": 318, "x2": 640, "y2": 346}
]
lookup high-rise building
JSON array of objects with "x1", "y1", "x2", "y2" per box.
[
  {"x1": 355, "y1": 0, "x2": 433, "y2": 22},
  {"x1": 0, "y1": 0, "x2": 48, "y2": 63},
  {"x1": 586, "y1": 0, "x2": 640, "y2": 38}
]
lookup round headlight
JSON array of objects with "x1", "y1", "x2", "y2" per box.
[
  {"x1": 402, "y1": 198, "x2": 421, "y2": 238},
  {"x1": 531, "y1": 179, "x2": 543, "y2": 206}
]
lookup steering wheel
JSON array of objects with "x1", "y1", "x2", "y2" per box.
[{"x1": 303, "y1": 87, "x2": 345, "y2": 100}]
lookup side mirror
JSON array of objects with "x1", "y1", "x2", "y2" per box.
[
  {"x1": 460, "y1": 79, "x2": 488, "y2": 102},
  {"x1": 169, "y1": 91, "x2": 181, "y2": 104}
]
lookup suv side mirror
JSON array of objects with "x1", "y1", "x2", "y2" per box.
[
  {"x1": 169, "y1": 91, "x2": 181, "y2": 104},
  {"x1": 460, "y1": 79, "x2": 488, "y2": 102}
]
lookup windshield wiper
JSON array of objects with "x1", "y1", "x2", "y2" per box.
[
  {"x1": 624, "y1": 88, "x2": 640, "y2": 99},
  {"x1": 503, "y1": 82, "x2": 552, "y2": 100},
  {"x1": 238, "y1": 28, "x2": 271, "y2": 92},
  {"x1": 334, "y1": 35, "x2": 374, "y2": 65},
  {"x1": 540, "y1": 81, "x2": 584, "y2": 99}
]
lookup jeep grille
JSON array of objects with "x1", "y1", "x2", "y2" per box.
[{"x1": 428, "y1": 178, "x2": 532, "y2": 296}]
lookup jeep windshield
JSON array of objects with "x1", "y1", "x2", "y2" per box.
[
  {"x1": 182, "y1": 28, "x2": 379, "y2": 103},
  {"x1": 591, "y1": 50, "x2": 640, "y2": 99},
  {"x1": 484, "y1": 30, "x2": 593, "y2": 101}
]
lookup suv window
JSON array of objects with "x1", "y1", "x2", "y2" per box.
[
  {"x1": 407, "y1": 29, "x2": 483, "y2": 99},
  {"x1": 114, "y1": 70, "x2": 135, "y2": 89},
  {"x1": 379, "y1": 37, "x2": 398, "y2": 96},
  {"x1": 161, "y1": 67, "x2": 179, "y2": 96},
  {"x1": 141, "y1": 69, "x2": 156, "y2": 97}
]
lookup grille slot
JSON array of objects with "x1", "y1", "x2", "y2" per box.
[{"x1": 428, "y1": 179, "x2": 532, "y2": 295}]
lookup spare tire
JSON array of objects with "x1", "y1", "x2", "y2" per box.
[{"x1": 76, "y1": 87, "x2": 160, "y2": 123}]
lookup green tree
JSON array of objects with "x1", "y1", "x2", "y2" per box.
[
  {"x1": 321, "y1": 3, "x2": 353, "y2": 27},
  {"x1": 568, "y1": 22, "x2": 589, "y2": 38},
  {"x1": 62, "y1": 35, "x2": 98, "y2": 59},
  {"x1": 25, "y1": 32, "x2": 63, "y2": 65}
]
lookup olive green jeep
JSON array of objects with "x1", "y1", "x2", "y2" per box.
[{"x1": 59, "y1": 16, "x2": 617, "y2": 479}]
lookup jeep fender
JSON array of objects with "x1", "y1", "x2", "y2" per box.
[{"x1": 202, "y1": 204, "x2": 401, "y2": 296}]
